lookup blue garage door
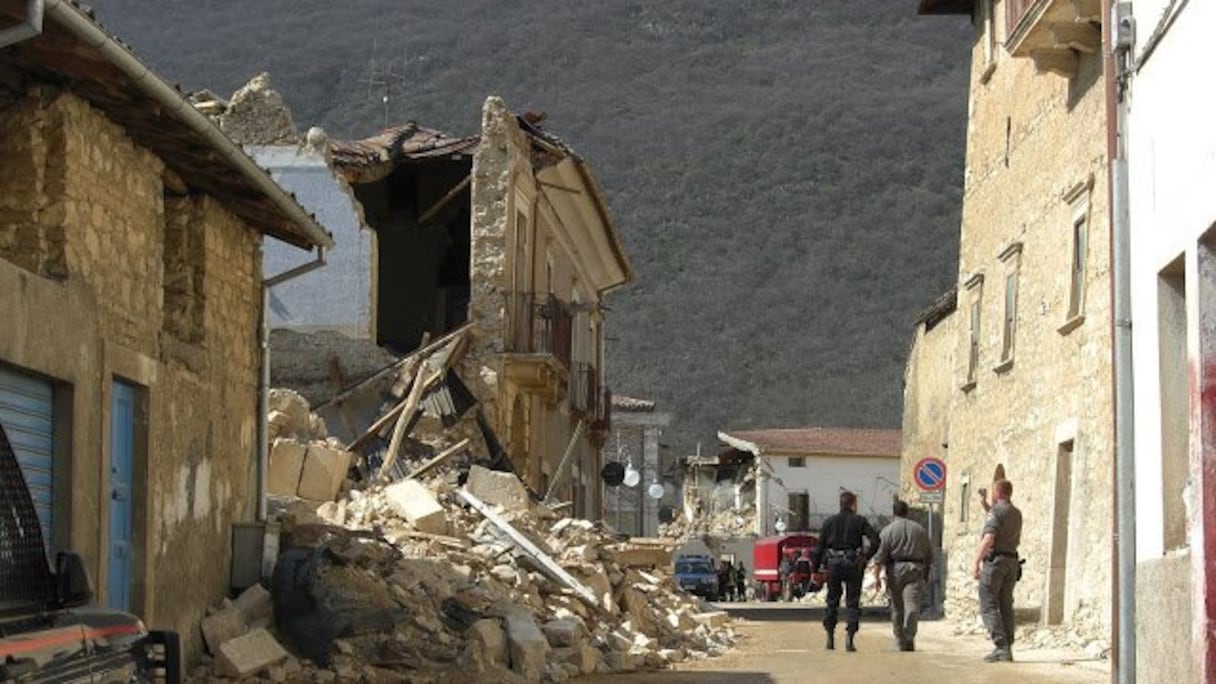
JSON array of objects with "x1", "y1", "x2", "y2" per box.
[{"x1": 0, "y1": 365, "x2": 55, "y2": 549}]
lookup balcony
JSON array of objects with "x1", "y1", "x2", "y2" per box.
[
  {"x1": 503, "y1": 293, "x2": 573, "y2": 401},
  {"x1": 1006, "y1": 0, "x2": 1101, "y2": 78}
]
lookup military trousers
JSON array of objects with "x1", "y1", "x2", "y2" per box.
[
  {"x1": 887, "y1": 563, "x2": 926, "y2": 644},
  {"x1": 823, "y1": 554, "x2": 864, "y2": 634},
  {"x1": 978, "y1": 556, "x2": 1018, "y2": 649}
]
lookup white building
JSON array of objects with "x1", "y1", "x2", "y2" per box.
[
  {"x1": 717, "y1": 428, "x2": 901, "y2": 535},
  {"x1": 1125, "y1": 1, "x2": 1216, "y2": 680}
]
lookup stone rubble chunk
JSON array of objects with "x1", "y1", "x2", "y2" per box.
[
  {"x1": 233, "y1": 583, "x2": 273, "y2": 626},
  {"x1": 383, "y1": 478, "x2": 448, "y2": 535},
  {"x1": 503, "y1": 607, "x2": 551, "y2": 681},
  {"x1": 467, "y1": 618, "x2": 508, "y2": 668},
  {"x1": 201, "y1": 605, "x2": 247, "y2": 655},
  {"x1": 214, "y1": 627, "x2": 289, "y2": 678},
  {"x1": 267, "y1": 439, "x2": 307, "y2": 496},
  {"x1": 466, "y1": 465, "x2": 530, "y2": 512},
  {"x1": 297, "y1": 443, "x2": 353, "y2": 501},
  {"x1": 542, "y1": 618, "x2": 586, "y2": 648}
]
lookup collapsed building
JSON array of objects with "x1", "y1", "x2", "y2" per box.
[{"x1": 198, "y1": 76, "x2": 632, "y2": 522}]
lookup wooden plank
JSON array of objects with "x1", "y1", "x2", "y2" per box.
[
  {"x1": 458, "y1": 489, "x2": 599, "y2": 606},
  {"x1": 544, "y1": 419, "x2": 586, "y2": 502},
  {"x1": 406, "y1": 438, "x2": 471, "y2": 480},
  {"x1": 417, "y1": 174, "x2": 471, "y2": 226},
  {"x1": 318, "y1": 326, "x2": 470, "y2": 412},
  {"x1": 377, "y1": 368, "x2": 444, "y2": 481},
  {"x1": 343, "y1": 356, "x2": 424, "y2": 453}
]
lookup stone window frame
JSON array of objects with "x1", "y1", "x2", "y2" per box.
[
  {"x1": 995, "y1": 241, "x2": 1022, "y2": 373},
  {"x1": 1059, "y1": 177, "x2": 1094, "y2": 335},
  {"x1": 958, "y1": 471, "x2": 971, "y2": 531},
  {"x1": 962, "y1": 273, "x2": 985, "y2": 392}
]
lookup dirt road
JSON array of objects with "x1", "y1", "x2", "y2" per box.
[{"x1": 579, "y1": 605, "x2": 1107, "y2": 684}]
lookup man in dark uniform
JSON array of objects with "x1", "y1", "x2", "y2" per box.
[
  {"x1": 811, "y1": 490, "x2": 879, "y2": 652},
  {"x1": 872, "y1": 499, "x2": 933, "y2": 651},
  {"x1": 972, "y1": 478, "x2": 1023, "y2": 662}
]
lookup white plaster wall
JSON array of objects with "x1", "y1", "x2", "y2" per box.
[
  {"x1": 761, "y1": 455, "x2": 900, "y2": 531},
  {"x1": 1127, "y1": 0, "x2": 1216, "y2": 561},
  {"x1": 253, "y1": 146, "x2": 373, "y2": 337}
]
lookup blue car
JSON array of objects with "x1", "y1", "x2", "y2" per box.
[{"x1": 674, "y1": 555, "x2": 720, "y2": 600}]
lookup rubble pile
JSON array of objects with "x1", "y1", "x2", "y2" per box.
[
  {"x1": 658, "y1": 507, "x2": 756, "y2": 540},
  {"x1": 266, "y1": 388, "x2": 354, "y2": 503},
  {"x1": 193, "y1": 331, "x2": 735, "y2": 682}
]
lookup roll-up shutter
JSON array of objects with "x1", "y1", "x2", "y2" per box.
[{"x1": 0, "y1": 365, "x2": 55, "y2": 548}]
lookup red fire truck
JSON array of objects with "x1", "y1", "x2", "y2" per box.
[{"x1": 752, "y1": 534, "x2": 819, "y2": 601}]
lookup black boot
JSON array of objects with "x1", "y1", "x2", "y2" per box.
[
  {"x1": 825, "y1": 632, "x2": 835, "y2": 650},
  {"x1": 845, "y1": 633, "x2": 857, "y2": 652}
]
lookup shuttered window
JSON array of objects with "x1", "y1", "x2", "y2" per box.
[{"x1": 0, "y1": 365, "x2": 55, "y2": 549}]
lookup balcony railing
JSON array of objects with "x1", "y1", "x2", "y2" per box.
[
  {"x1": 1006, "y1": 0, "x2": 1040, "y2": 39},
  {"x1": 504, "y1": 292, "x2": 573, "y2": 369}
]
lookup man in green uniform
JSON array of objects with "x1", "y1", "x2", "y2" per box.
[
  {"x1": 972, "y1": 479, "x2": 1022, "y2": 663},
  {"x1": 872, "y1": 499, "x2": 932, "y2": 651}
]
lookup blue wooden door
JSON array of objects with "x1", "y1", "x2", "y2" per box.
[
  {"x1": 108, "y1": 380, "x2": 136, "y2": 611},
  {"x1": 0, "y1": 365, "x2": 55, "y2": 549}
]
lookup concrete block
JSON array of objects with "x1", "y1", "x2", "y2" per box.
[
  {"x1": 267, "y1": 440, "x2": 307, "y2": 496},
  {"x1": 503, "y1": 607, "x2": 550, "y2": 681},
  {"x1": 215, "y1": 627, "x2": 289, "y2": 678},
  {"x1": 466, "y1": 465, "x2": 529, "y2": 512},
  {"x1": 233, "y1": 583, "x2": 273, "y2": 626},
  {"x1": 296, "y1": 443, "x2": 352, "y2": 501},
  {"x1": 466, "y1": 618, "x2": 507, "y2": 668},
  {"x1": 201, "y1": 605, "x2": 247, "y2": 655},
  {"x1": 384, "y1": 479, "x2": 448, "y2": 535}
]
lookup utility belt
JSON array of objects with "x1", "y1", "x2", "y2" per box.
[
  {"x1": 985, "y1": 550, "x2": 1018, "y2": 562},
  {"x1": 889, "y1": 556, "x2": 927, "y2": 564},
  {"x1": 825, "y1": 548, "x2": 864, "y2": 565}
]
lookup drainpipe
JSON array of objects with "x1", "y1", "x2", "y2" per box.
[
  {"x1": 256, "y1": 248, "x2": 327, "y2": 521},
  {"x1": 0, "y1": 0, "x2": 43, "y2": 48},
  {"x1": 1106, "y1": 1, "x2": 1136, "y2": 682}
]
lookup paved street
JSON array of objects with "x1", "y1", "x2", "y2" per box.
[{"x1": 580, "y1": 603, "x2": 1108, "y2": 684}]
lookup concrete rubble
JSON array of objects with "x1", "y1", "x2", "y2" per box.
[{"x1": 191, "y1": 334, "x2": 735, "y2": 682}]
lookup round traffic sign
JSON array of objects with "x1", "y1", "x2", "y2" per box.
[{"x1": 913, "y1": 457, "x2": 947, "y2": 491}]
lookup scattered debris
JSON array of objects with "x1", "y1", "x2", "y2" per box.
[{"x1": 192, "y1": 332, "x2": 735, "y2": 682}]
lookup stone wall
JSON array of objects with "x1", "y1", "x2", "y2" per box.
[
  {"x1": 0, "y1": 87, "x2": 266, "y2": 659},
  {"x1": 929, "y1": 16, "x2": 1112, "y2": 645},
  {"x1": 901, "y1": 308, "x2": 956, "y2": 506}
]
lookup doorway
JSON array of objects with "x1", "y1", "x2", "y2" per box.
[
  {"x1": 107, "y1": 380, "x2": 137, "y2": 611},
  {"x1": 1047, "y1": 440, "x2": 1074, "y2": 624}
]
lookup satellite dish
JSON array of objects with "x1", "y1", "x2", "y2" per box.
[
  {"x1": 623, "y1": 465, "x2": 641, "y2": 487},
  {"x1": 647, "y1": 482, "x2": 664, "y2": 500},
  {"x1": 601, "y1": 462, "x2": 625, "y2": 486},
  {"x1": 775, "y1": 518, "x2": 787, "y2": 534}
]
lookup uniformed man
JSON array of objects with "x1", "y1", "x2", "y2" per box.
[
  {"x1": 811, "y1": 490, "x2": 879, "y2": 652},
  {"x1": 972, "y1": 478, "x2": 1023, "y2": 663},
  {"x1": 872, "y1": 499, "x2": 932, "y2": 652}
]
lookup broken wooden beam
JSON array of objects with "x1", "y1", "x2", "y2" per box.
[
  {"x1": 457, "y1": 488, "x2": 599, "y2": 606},
  {"x1": 378, "y1": 368, "x2": 444, "y2": 481},
  {"x1": 418, "y1": 174, "x2": 471, "y2": 226},
  {"x1": 406, "y1": 438, "x2": 471, "y2": 481}
]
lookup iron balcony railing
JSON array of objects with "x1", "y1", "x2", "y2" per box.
[
  {"x1": 504, "y1": 292, "x2": 573, "y2": 369},
  {"x1": 569, "y1": 362, "x2": 609, "y2": 420}
]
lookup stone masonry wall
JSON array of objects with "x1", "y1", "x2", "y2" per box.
[
  {"x1": 937, "y1": 19, "x2": 1112, "y2": 647},
  {"x1": 0, "y1": 87, "x2": 265, "y2": 659}
]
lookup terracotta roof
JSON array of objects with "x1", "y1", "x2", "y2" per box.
[
  {"x1": 330, "y1": 123, "x2": 479, "y2": 170},
  {"x1": 914, "y1": 288, "x2": 957, "y2": 331},
  {"x1": 0, "y1": 0, "x2": 331, "y2": 249},
  {"x1": 719, "y1": 428, "x2": 902, "y2": 458}
]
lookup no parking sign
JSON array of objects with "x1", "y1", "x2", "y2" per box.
[{"x1": 913, "y1": 457, "x2": 947, "y2": 492}]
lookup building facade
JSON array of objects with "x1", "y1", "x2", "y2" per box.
[
  {"x1": 604, "y1": 395, "x2": 673, "y2": 536},
  {"x1": 916, "y1": 0, "x2": 1113, "y2": 643},
  {"x1": 0, "y1": 0, "x2": 329, "y2": 658},
  {"x1": 1124, "y1": 0, "x2": 1215, "y2": 680},
  {"x1": 718, "y1": 428, "x2": 901, "y2": 536}
]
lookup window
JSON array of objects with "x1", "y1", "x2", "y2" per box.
[
  {"x1": 959, "y1": 474, "x2": 971, "y2": 525},
  {"x1": 788, "y1": 493, "x2": 809, "y2": 531},
  {"x1": 1061, "y1": 178, "x2": 1092, "y2": 333},
  {"x1": 963, "y1": 274, "x2": 984, "y2": 390},
  {"x1": 997, "y1": 242, "x2": 1022, "y2": 370},
  {"x1": 1159, "y1": 257, "x2": 1188, "y2": 551},
  {"x1": 788, "y1": 457, "x2": 805, "y2": 468}
]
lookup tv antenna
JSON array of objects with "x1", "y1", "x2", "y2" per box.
[{"x1": 360, "y1": 39, "x2": 410, "y2": 129}]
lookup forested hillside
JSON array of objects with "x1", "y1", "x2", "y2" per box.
[{"x1": 88, "y1": 0, "x2": 974, "y2": 456}]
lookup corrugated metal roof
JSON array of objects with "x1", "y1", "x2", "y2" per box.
[{"x1": 719, "y1": 428, "x2": 902, "y2": 458}]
